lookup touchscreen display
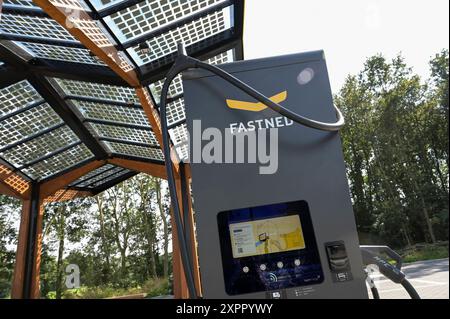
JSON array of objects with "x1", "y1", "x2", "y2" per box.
[
  {"x1": 217, "y1": 200, "x2": 324, "y2": 295},
  {"x1": 229, "y1": 215, "x2": 305, "y2": 258}
]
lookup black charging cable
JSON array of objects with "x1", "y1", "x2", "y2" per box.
[
  {"x1": 159, "y1": 43, "x2": 347, "y2": 298},
  {"x1": 361, "y1": 245, "x2": 421, "y2": 299}
]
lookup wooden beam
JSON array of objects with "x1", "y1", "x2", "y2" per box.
[
  {"x1": 0, "y1": 181, "x2": 22, "y2": 199},
  {"x1": 11, "y1": 199, "x2": 31, "y2": 299},
  {"x1": 32, "y1": 0, "x2": 139, "y2": 87},
  {"x1": 39, "y1": 160, "x2": 105, "y2": 199},
  {"x1": 107, "y1": 158, "x2": 167, "y2": 179},
  {"x1": 0, "y1": 164, "x2": 30, "y2": 199},
  {"x1": 44, "y1": 189, "x2": 93, "y2": 203}
]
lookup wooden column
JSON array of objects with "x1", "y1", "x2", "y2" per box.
[
  {"x1": 177, "y1": 174, "x2": 202, "y2": 296},
  {"x1": 29, "y1": 200, "x2": 44, "y2": 299},
  {"x1": 169, "y1": 204, "x2": 188, "y2": 299},
  {"x1": 10, "y1": 184, "x2": 44, "y2": 299},
  {"x1": 11, "y1": 199, "x2": 31, "y2": 299}
]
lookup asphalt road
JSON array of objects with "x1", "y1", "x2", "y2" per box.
[{"x1": 367, "y1": 258, "x2": 449, "y2": 299}]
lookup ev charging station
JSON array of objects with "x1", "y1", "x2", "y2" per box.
[{"x1": 181, "y1": 51, "x2": 369, "y2": 299}]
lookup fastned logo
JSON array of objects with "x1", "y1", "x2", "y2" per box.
[{"x1": 226, "y1": 90, "x2": 287, "y2": 112}]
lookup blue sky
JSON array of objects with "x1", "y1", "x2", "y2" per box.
[{"x1": 244, "y1": 0, "x2": 449, "y2": 92}]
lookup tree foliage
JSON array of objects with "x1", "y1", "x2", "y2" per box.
[{"x1": 335, "y1": 50, "x2": 449, "y2": 247}]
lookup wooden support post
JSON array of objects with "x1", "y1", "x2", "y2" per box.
[
  {"x1": 30, "y1": 200, "x2": 44, "y2": 299},
  {"x1": 11, "y1": 184, "x2": 44, "y2": 299},
  {"x1": 169, "y1": 165, "x2": 202, "y2": 298},
  {"x1": 179, "y1": 174, "x2": 202, "y2": 296},
  {"x1": 169, "y1": 204, "x2": 188, "y2": 299},
  {"x1": 11, "y1": 199, "x2": 31, "y2": 298}
]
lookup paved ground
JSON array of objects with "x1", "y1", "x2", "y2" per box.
[{"x1": 367, "y1": 258, "x2": 449, "y2": 299}]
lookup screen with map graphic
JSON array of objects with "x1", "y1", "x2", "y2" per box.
[
  {"x1": 217, "y1": 200, "x2": 324, "y2": 295},
  {"x1": 229, "y1": 215, "x2": 306, "y2": 258}
]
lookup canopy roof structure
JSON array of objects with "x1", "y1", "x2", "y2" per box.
[{"x1": 0, "y1": 0, "x2": 244, "y2": 199}]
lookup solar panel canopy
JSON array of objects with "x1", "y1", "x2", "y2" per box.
[{"x1": 0, "y1": 0, "x2": 244, "y2": 195}]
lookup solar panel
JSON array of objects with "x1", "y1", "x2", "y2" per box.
[
  {"x1": 89, "y1": 0, "x2": 125, "y2": 10},
  {"x1": 17, "y1": 42, "x2": 105, "y2": 65},
  {"x1": 104, "y1": 0, "x2": 225, "y2": 42},
  {"x1": 0, "y1": 103, "x2": 63, "y2": 148},
  {"x1": 105, "y1": 141, "x2": 164, "y2": 161},
  {"x1": 75, "y1": 166, "x2": 124, "y2": 187},
  {"x1": 0, "y1": 80, "x2": 43, "y2": 118},
  {"x1": 127, "y1": 8, "x2": 231, "y2": 65},
  {"x1": 169, "y1": 123, "x2": 189, "y2": 161},
  {"x1": 165, "y1": 97, "x2": 186, "y2": 127},
  {"x1": 48, "y1": 0, "x2": 91, "y2": 11},
  {"x1": 91, "y1": 123, "x2": 159, "y2": 145},
  {"x1": 0, "y1": 125, "x2": 79, "y2": 167},
  {"x1": 69, "y1": 163, "x2": 116, "y2": 186},
  {"x1": 73, "y1": 100, "x2": 150, "y2": 126},
  {"x1": 149, "y1": 74, "x2": 183, "y2": 102},
  {"x1": 149, "y1": 49, "x2": 234, "y2": 103},
  {"x1": 4, "y1": 0, "x2": 38, "y2": 7},
  {"x1": 22, "y1": 143, "x2": 94, "y2": 180},
  {"x1": 0, "y1": 14, "x2": 76, "y2": 41},
  {"x1": 88, "y1": 168, "x2": 132, "y2": 188},
  {"x1": 0, "y1": 0, "x2": 243, "y2": 189},
  {"x1": 54, "y1": 78, "x2": 139, "y2": 104}
]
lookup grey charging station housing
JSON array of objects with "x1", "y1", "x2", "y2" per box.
[{"x1": 182, "y1": 51, "x2": 368, "y2": 299}]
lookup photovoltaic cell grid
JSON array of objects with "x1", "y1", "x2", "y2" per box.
[
  {"x1": 54, "y1": 78, "x2": 139, "y2": 104},
  {"x1": 17, "y1": 42, "x2": 106, "y2": 65},
  {"x1": 0, "y1": 80, "x2": 43, "y2": 117},
  {"x1": 105, "y1": 141, "x2": 164, "y2": 161},
  {"x1": 169, "y1": 123, "x2": 189, "y2": 161},
  {"x1": 128, "y1": 8, "x2": 230, "y2": 65},
  {"x1": 104, "y1": 0, "x2": 224, "y2": 42},
  {"x1": 88, "y1": 168, "x2": 132, "y2": 188},
  {"x1": 75, "y1": 166, "x2": 125, "y2": 187},
  {"x1": 1, "y1": 125, "x2": 80, "y2": 167},
  {"x1": 150, "y1": 49, "x2": 234, "y2": 103},
  {"x1": 22, "y1": 143, "x2": 94, "y2": 180},
  {"x1": 89, "y1": 0, "x2": 124, "y2": 10},
  {"x1": 90, "y1": 123, "x2": 159, "y2": 145},
  {"x1": 3, "y1": 0, "x2": 38, "y2": 7},
  {"x1": 0, "y1": 103, "x2": 63, "y2": 148},
  {"x1": 0, "y1": 0, "x2": 241, "y2": 186},
  {"x1": 0, "y1": 14, "x2": 77, "y2": 41},
  {"x1": 149, "y1": 74, "x2": 183, "y2": 102},
  {"x1": 48, "y1": 0, "x2": 91, "y2": 11},
  {"x1": 73, "y1": 100, "x2": 150, "y2": 127},
  {"x1": 68, "y1": 163, "x2": 115, "y2": 186},
  {"x1": 166, "y1": 98, "x2": 186, "y2": 126}
]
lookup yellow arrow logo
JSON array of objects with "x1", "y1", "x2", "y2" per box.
[{"x1": 226, "y1": 90, "x2": 287, "y2": 112}]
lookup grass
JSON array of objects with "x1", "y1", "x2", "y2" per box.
[
  {"x1": 46, "y1": 277, "x2": 170, "y2": 299},
  {"x1": 400, "y1": 243, "x2": 449, "y2": 263}
]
